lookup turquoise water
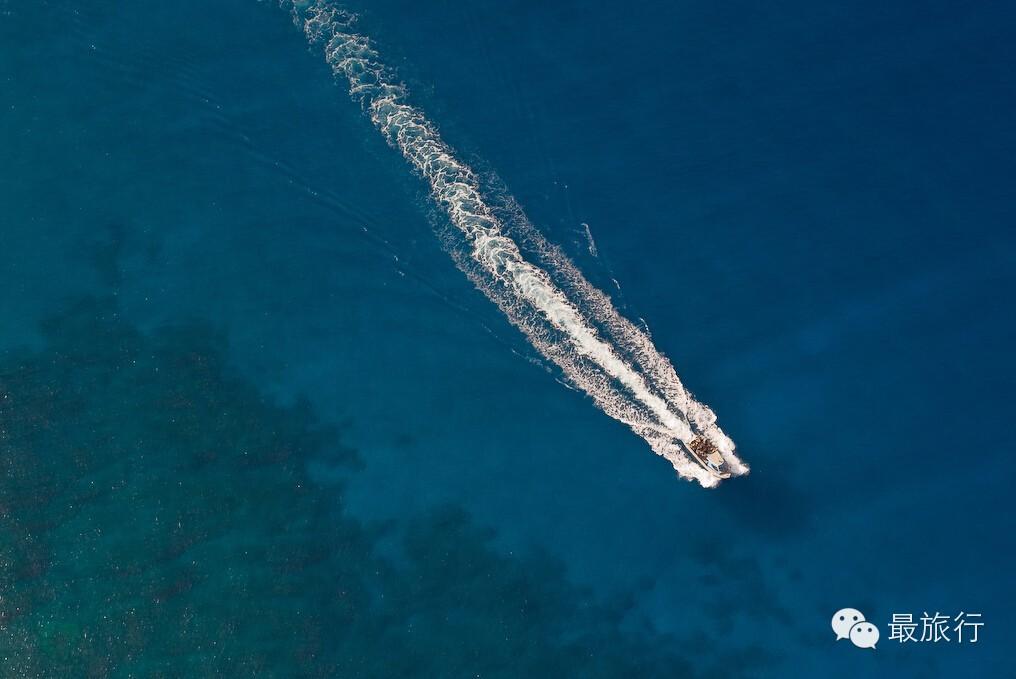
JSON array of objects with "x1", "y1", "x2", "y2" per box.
[{"x1": 2, "y1": 1, "x2": 1014, "y2": 677}]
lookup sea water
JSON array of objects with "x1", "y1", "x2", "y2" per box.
[{"x1": 2, "y1": 1, "x2": 1014, "y2": 676}]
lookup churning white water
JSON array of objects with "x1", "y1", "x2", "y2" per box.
[{"x1": 282, "y1": 0, "x2": 748, "y2": 487}]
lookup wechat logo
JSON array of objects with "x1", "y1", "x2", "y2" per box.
[{"x1": 832, "y1": 608, "x2": 879, "y2": 649}]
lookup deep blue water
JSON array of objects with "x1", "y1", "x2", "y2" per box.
[{"x1": 2, "y1": 1, "x2": 1014, "y2": 677}]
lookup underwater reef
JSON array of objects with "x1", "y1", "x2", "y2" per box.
[{"x1": 0, "y1": 296, "x2": 694, "y2": 678}]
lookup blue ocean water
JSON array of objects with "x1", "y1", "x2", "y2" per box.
[{"x1": 2, "y1": 0, "x2": 1014, "y2": 677}]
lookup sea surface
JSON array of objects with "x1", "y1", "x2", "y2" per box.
[{"x1": 2, "y1": 1, "x2": 1014, "y2": 677}]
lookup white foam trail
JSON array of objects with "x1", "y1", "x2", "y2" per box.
[{"x1": 283, "y1": 1, "x2": 748, "y2": 486}]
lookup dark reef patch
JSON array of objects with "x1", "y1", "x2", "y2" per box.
[{"x1": 0, "y1": 296, "x2": 699, "y2": 678}]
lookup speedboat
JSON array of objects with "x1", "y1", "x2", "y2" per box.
[{"x1": 686, "y1": 435, "x2": 731, "y2": 480}]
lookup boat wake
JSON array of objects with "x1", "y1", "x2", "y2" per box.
[{"x1": 279, "y1": 0, "x2": 748, "y2": 487}]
